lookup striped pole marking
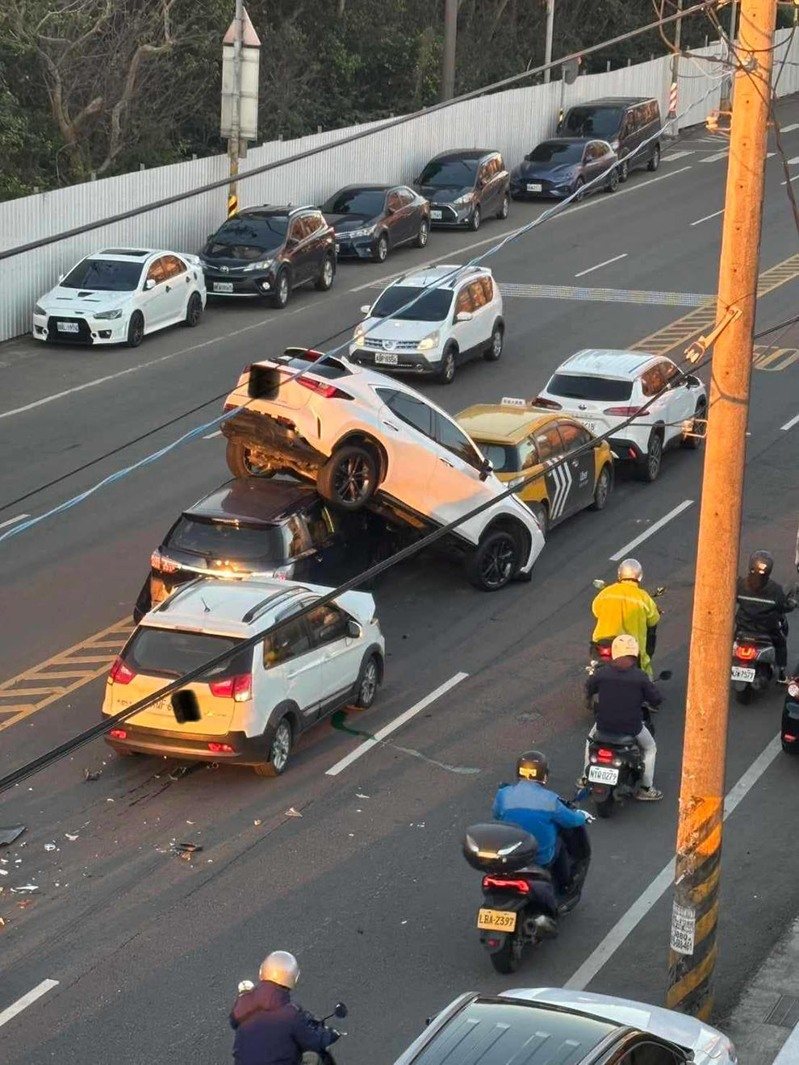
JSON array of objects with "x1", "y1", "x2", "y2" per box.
[{"x1": 669, "y1": 81, "x2": 678, "y2": 119}]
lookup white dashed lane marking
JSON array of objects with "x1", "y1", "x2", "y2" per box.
[{"x1": 574, "y1": 253, "x2": 628, "y2": 279}]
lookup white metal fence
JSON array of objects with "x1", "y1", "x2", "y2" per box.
[{"x1": 2, "y1": 29, "x2": 798, "y2": 343}]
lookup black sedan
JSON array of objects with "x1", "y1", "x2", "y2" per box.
[
  {"x1": 321, "y1": 184, "x2": 430, "y2": 263},
  {"x1": 510, "y1": 138, "x2": 618, "y2": 201}
]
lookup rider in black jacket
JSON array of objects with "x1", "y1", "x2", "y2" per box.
[{"x1": 736, "y1": 550, "x2": 796, "y2": 683}]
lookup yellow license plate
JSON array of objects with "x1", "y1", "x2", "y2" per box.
[{"x1": 477, "y1": 908, "x2": 517, "y2": 932}]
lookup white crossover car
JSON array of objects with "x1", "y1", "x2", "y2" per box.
[
  {"x1": 221, "y1": 348, "x2": 544, "y2": 590},
  {"x1": 536, "y1": 348, "x2": 707, "y2": 481},
  {"x1": 349, "y1": 264, "x2": 504, "y2": 384},
  {"x1": 32, "y1": 247, "x2": 206, "y2": 347}
]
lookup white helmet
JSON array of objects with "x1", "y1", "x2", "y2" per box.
[
  {"x1": 259, "y1": 950, "x2": 300, "y2": 989},
  {"x1": 618, "y1": 558, "x2": 643, "y2": 582}
]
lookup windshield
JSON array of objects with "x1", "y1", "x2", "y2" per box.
[
  {"x1": 123, "y1": 629, "x2": 251, "y2": 680},
  {"x1": 323, "y1": 189, "x2": 386, "y2": 216},
  {"x1": 477, "y1": 437, "x2": 539, "y2": 473},
  {"x1": 371, "y1": 285, "x2": 453, "y2": 322},
  {"x1": 61, "y1": 258, "x2": 143, "y2": 291},
  {"x1": 527, "y1": 142, "x2": 584, "y2": 164},
  {"x1": 562, "y1": 106, "x2": 623, "y2": 140},
  {"x1": 547, "y1": 373, "x2": 632, "y2": 402},
  {"x1": 165, "y1": 517, "x2": 287, "y2": 564},
  {"x1": 418, "y1": 158, "x2": 478, "y2": 188},
  {"x1": 206, "y1": 217, "x2": 288, "y2": 259}
]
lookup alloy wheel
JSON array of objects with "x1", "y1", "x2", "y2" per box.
[
  {"x1": 333, "y1": 453, "x2": 373, "y2": 505},
  {"x1": 480, "y1": 535, "x2": 516, "y2": 589},
  {"x1": 270, "y1": 721, "x2": 291, "y2": 773}
]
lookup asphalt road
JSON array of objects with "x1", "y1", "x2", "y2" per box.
[{"x1": 0, "y1": 108, "x2": 798, "y2": 1065}]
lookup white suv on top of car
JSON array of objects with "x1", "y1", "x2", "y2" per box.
[
  {"x1": 536, "y1": 348, "x2": 708, "y2": 482},
  {"x1": 221, "y1": 348, "x2": 544, "y2": 590},
  {"x1": 348, "y1": 264, "x2": 504, "y2": 384},
  {"x1": 102, "y1": 576, "x2": 384, "y2": 777}
]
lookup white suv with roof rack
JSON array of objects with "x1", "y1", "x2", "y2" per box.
[
  {"x1": 536, "y1": 348, "x2": 707, "y2": 482},
  {"x1": 102, "y1": 577, "x2": 384, "y2": 777},
  {"x1": 349, "y1": 264, "x2": 504, "y2": 384}
]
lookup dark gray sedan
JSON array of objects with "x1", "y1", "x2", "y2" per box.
[{"x1": 509, "y1": 138, "x2": 618, "y2": 201}]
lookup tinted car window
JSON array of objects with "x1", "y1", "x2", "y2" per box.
[
  {"x1": 659, "y1": 359, "x2": 681, "y2": 384},
  {"x1": 480, "y1": 277, "x2": 494, "y2": 303},
  {"x1": 535, "y1": 425, "x2": 565, "y2": 461},
  {"x1": 146, "y1": 258, "x2": 168, "y2": 284},
  {"x1": 418, "y1": 158, "x2": 479, "y2": 187},
  {"x1": 123, "y1": 628, "x2": 250, "y2": 679},
  {"x1": 386, "y1": 191, "x2": 403, "y2": 212},
  {"x1": 371, "y1": 285, "x2": 453, "y2": 322},
  {"x1": 558, "y1": 422, "x2": 593, "y2": 450},
  {"x1": 563, "y1": 105, "x2": 624, "y2": 140},
  {"x1": 378, "y1": 389, "x2": 433, "y2": 437},
  {"x1": 641, "y1": 366, "x2": 665, "y2": 396},
  {"x1": 207, "y1": 216, "x2": 288, "y2": 259},
  {"x1": 435, "y1": 413, "x2": 484, "y2": 469},
  {"x1": 307, "y1": 603, "x2": 348, "y2": 644},
  {"x1": 528, "y1": 141, "x2": 584, "y2": 164},
  {"x1": 547, "y1": 373, "x2": 633, "y2": 402},
  {"x1": 165, "y1": 517, "x2": 288, "y2": 563},
  {"x1": 62, "y1": 258, "x2": 143, "y2": 291},
  {"x1": 618, "y1": 1042, "x2": 683, "y2": 1065},
  {"x1": 480, "y1": 436, "x2": 539, "y2": 472},
  {"x1": 263, "y1": 617, "x2": 311, "y2": 669}
]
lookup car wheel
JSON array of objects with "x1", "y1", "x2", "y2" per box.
[
  {"x1": 126, "y1": 311, "x2": 144, "y2": 348},
  {"x1": 682, "y1": 400, "x2": 707, "y2": 449},
  {"x1": 415, "y1": 219, "x2": 429, "y2": 248},
  {"x1": 605, "y1": 168, "x2": 620, "y2": 193},
  {"x1": 317, "y1": 444, "x2": 379, "y2": 511},
  {"x1": 647, "y1": 144, "x2": 661, "y2": 172},
  {"x1": 572, "y1": 177, "x2": 585, "y2": 202},
  {"x1": 253, "y1": 718, "x2": 293, "y2": 777},
  {"x1": 619, "y1": 157, "x2": 629, "y2": 183},
  {"x1": 590, "y1": 465, "x2": 613, "y2": 511},
  {"x1": 467, "y1": 528, "x2": 520, "y2": 591},
  {"x1": 437, "y1": 346, "x2": 457, "y2": 384},
  {"x1": 372, "y1": 234, "x2": 389, "y2": 264},
  {"x1": 467, "y1": 205, "x2": 481, "y2": 231},
  {"x1": 637, "y1": 432, "x2": 663, "y2": 482},
  {"x1": 354, "y1": 655, "x2": 380, "y2": 709},
  {"x1": 273, "y1": 270, "x2": 290, "y2": 308},
  {"x1": 530, "y1": 502, "x2": 548, "y2": 540},
  {"x1": 497, "y1": 192, "x2": 510, "y2": 220},
  {"x1": 183, "y1": 291, "x2": 203, "y2": 327},
  {"x1": 225, "y1": 438, "x2": 276, "y2": 478},
  {"x1": 315, "y1": 254, "x2": 335, "y2": 291},
  {"x1": 484, "y1": 322, "x2": 503, "y2": 362}
]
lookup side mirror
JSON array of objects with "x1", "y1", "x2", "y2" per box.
[
  {"x1": 386, "y1": 204, "x2": 397, "y2": 215},
  {"x1": 144, "y1": 277, "x2": 156, "y2": 291},
  {"x1": 334, "y1": 1003, "x2": 348, "y2": 1020},
  {"x1": 346, "y1": 619, "x2": 362, "y2": 639},
  {"x1": 592, "y1": 578, "x2": 606, "y2": 590},
  {"x1": 653, "y1": 585, "x2": 666, "y2": 597},
  {"x1": 360, "y1": 304, "x2": 371, "y2": 315},
  {"x1": 658, "y1": 670, "x2": 673, "y2": 681},
  {"x1": 171, "y1": 689, "x2": 201, "y2": 724},
  {"x1": 455, "y1": 311, "x2": 473, "y2": 323}
]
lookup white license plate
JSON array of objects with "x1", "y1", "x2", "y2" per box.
[
  {"x1": 582, "y1": 421, "x2": 599, "y2": 433},
  {"x1": 526, "y1": 183, "x2": 543, "y2": 192},
  {"x1": 431, "y1": 209, "x2": 443, "y2": 220},
  {"x1": 588, "y1": 765, "x2": 619, "y2": 785},
  {"x1": 375, "y1": 352, "x2": 398, "y2": 366},
  {"x1": 57, "y1": 321, "x2": 80, "y2": 333},
  {"x1": 213, "y1": 282, "x2": 234, "y2": 293},
  {"x1": 731, "y1": 666, "x2": 756, "y2": 682}
]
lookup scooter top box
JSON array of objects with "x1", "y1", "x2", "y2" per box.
[{"x1": 462, "y1": 822, "x2": 538, "y2": 874}]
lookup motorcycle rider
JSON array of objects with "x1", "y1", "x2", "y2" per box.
[
  {"x1": 230, "y1": 951, "x2": 340, "y2": 1065},
  {"x1": 492, "y1": 750, "x2": 590, "y2": 895},
  {"x1": 736, "y1": 550, "x2": 797, "y2": 684},
  {"x1": 583, "y1": 633, "x2": 663, "y2": 801},
  {"x1": 591, "y1": 558, "x2": 661, "y2": 678}
]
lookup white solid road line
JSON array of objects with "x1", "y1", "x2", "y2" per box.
[
  {"x1": 781, "y1": 122, "x2": 799, "y2": 133},
  {"x1": 781, "y1": 411, "x2": 799, "y2": 431},
  {"x1": 700, "y1": 150, "x2": 729, "y2": 163},
  {"x1": 0, "y1": 513, "x2": 29, "y2": 530},
  {"x1": 325, "y1": 671, "x2": 469, "y2": 777},
  {"x1": 565, "y1": 734, "x2": 782, "y2": 991},
  {"x1": 662, "y1": 150, "x2": 695, "y2": 162},
  {"x1": 203, "y1": 429, "x2": 222, "y2": 440},
  {"x1": 690, "y1": 208, "x2": 724, "y2": 226},
  {"x1": 788, "y1": 156, "x2": 799, "y2": 165},
  {"x1": 574, "y1": 253, "x2": 628, "y2": 279},
  {"x1": 0, "y1": 979, "x2": 59, "y2": 1029},
  {"x1": 609, "y1": 499, "x2": 694, "y2": 562}
]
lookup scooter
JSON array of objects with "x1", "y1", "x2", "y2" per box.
[
  {"x1": 731, "y1": 629, "x2": 781, "y2": 704},
  {"x1": 234, "y1": 984, "x2": 348, "y2": 1063},
  {"x1": 587, "y1": 579, "x2": 666, "y2": 677},
  {"x1": 781, "y1": 675, "x2": 799, "y2": 753}
]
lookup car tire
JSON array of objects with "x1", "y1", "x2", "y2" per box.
[
  {"x1": 483, "y1": 322, "x2": 503, "y2": 362},
  {"x1": 530, "y1": 502, "x2": 548, "y2": 540},
  {"x1": 497, "y1": 192, "x2": 510, "y2": 220},
  {"x1": 467, "y1": 205, "x2": 481, "y2": 231},
  {"x1": 572, "y1": 177, "x2": 585, "y2": 202},
  {"x1": 353, "y1": 654, "x2": 380, "y2": 709},
  {"x1": 372, "y1": 234, "x2": 389, "y2": 264},
  {"x1": 466, "y1": 528, "x2": 521, "y2": 592},
  {"x1": 619, "y1": 157, "x2": 629, "y2": 183},
  {"x1": 317, "y1": 444, "x2": 379, "y2": 511},
  {"x1": 605, "y1": 168, "x2": 620, "y2": 193},
  {"x1": 682, "y1": 399, "x2": 707, "y2": 449},
  {"x1": 272, "y1": 270, "x2": 290, "y2": 308},
  {"x1": 437, "y1": 346, "x2": 457, "y2": 384},
  {"x1": 647, "y1": 144, "x2": 661, "y2": 172},
  {"x1": 637, "y1": 431, "x2": 663, "y2": 482},
  {"x1": 590, "y1": 465, "x2": 613, "y2": 511},
  {"x1": 253, "y1": 717, "x2": 293, "y2": 777},
  {"x1": 315, "y1": 254, "x2": 335, "y2": 291},
  {"x1": 183, "y1": 291, "x2": 203, "y2": 327},
  {"x1": 225, "y1": 437, "x2": 276, "y2": 478},
  {"x1": 415, "y1": 219, "x2": 430, "y2": 248},
  {"x1": 126, "y1": 311, "x2": 144, "y2": 348}
]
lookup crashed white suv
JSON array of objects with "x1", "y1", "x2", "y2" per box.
[
  {"x1": 349, "y1": 264, "x2": 504, "y2": 384},
  {"x1": 221, "y1": 349, "x2": 544, "y2": 590}
]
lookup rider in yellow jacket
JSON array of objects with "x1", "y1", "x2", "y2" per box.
[{"x1": 592, "y1": 558, "x2": 661, "y2": 677}]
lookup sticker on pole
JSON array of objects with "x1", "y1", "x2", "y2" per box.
[{"x1": 670, "y1": 902, "x2": 696, "y2": 955}]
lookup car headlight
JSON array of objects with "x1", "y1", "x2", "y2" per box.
[
  {"x1": 346, "y1": 226, "x2": 376, "y2": 239},
  {"x1": 34, "y1": 303, "x2": 46, "y2": 316},
  {"x1": 94, "y1": 308, "x2": 124, "y2": 320},
  {"x1": 453, "y1": 192, "x2": 475, "y2": 207},
  {"x1": 353, "y1": 326, "x2": 366, "y2": 348},
  {"x1": 243, "y1": 259, "x2": 273, "y2": 272},
  {"x1": 417, "y1": 331, "x2": 440, "y2": 352}
]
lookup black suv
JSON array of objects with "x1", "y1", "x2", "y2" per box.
[
  {"x1": 413, "y1": 149, "x2": 510, "y2": 231},
  {"x1": 558, "y1": 97, "x2": 662, "y2": 181},
  {"x1": 200, "y1": 206, "x2": 336, "y2": 308}
]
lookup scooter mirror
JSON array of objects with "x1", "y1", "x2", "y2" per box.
[
  {"x1": 592, "y1": 578, "x2": 606, "y2": 590},
  {"x1": 334, "y1": 1002, "x2": 348, "y2": 1019},
  {"x1": 658, "y1": 670, "x2": 672, "y2": 681},
  {"x1": 654, "y1": 585, "x2": 666, "y2": 597}
]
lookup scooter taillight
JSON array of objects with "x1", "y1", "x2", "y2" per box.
[
  {"x1": 595, "y1": 747, "x2": 615, "y2": 764},
  {"x1": 733, "y1": 642, "x2": 758, "y2": 661},
  {"x1": 481, "y1": 876, "x2": 530, "y2": 895}
]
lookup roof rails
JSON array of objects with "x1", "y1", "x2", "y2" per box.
[{"x1": 241, "y1": 586, "x2": 311, "y2": 625}]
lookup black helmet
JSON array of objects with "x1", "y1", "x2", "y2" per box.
[
  {"x1": 748, "y1": 550, "x2": 774, "y2": 578},
  {"x1": 516, "y1": 750, "x2": 549, "y2": 782}
]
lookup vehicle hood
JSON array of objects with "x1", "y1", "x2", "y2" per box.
[
  {"x1": 357, "y1": 316, "x2": 445, "y2": 344},
  {"x1": 414, "y1": 184, "x2": 472, "y2": 204},
  {"x1": 513, "y1": 161, "x2": 579, "y2": 180},
  {"x1": 502, "y1": 989, "x2": 736, "y2": 1063},
  {"x1": 324, "y1": 213, "x2": 379, "y2": 233},
  {"x1": 38, "y1": 286, "x2": 134, "y2": 313}
]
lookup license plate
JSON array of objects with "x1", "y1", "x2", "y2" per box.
[
  {"x1": 588, "y1": 765, "x2": 619, "y2": 785},
  {"x1": 213, "y1": 282, "x2": 234, "y2": 293},
  {"x1": 731, "y1": 666, "x2": 756, "y2": 682},
  {"x1": 526, "y1": 183, "x2": 543, "y2": 192},
  {"x1": 57, "y1": 321, "x2": 80, "y2": 333},
  {"x1": 477, "y1": 908, "x2": 517, "y2": 932},
  {"x1": 582, "y1": 421, "x2": 599, "y2": 433},
  {"x1": 431, "y1": 209, "x2": 443, "y2": 220},
  {"x1": 375, "y1": 352, "x2": 398, "y2": 366}
]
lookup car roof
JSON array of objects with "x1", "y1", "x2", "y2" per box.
[
  {"x1": 456, "y1": 404, "x2": 557, "y2": 443},
  {"x1": 236, "y1": 205, "x2": 315, "y2": 218},
  {"x1": 89, "y1": 248, "x2": 167, "y2": 261},
  {"x1": 427, "y1": 148, "x2": 498, "y2": 162},
  {"x1": 182, "y1": 478, "x2": 316, "y2": 527},
  {"x1": 556, "y1": 348, "x2": 658, "y2": 380},
  {"x1": 567, "y1": 97, "x2": 654, "y2": 108},
  {"x1": 389, "y1": 263, "x2": 491, "y2": 290},
  {"x1": 537, "y1": 137, "x2": 598, "y2": 146},
  {"x1": 330, "y1": 183, "x2": 393, "y2": 193}
]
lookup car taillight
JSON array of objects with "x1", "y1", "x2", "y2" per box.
[
  {"x1": 596, "y1": 747, "x2": 615, "y2": 764},
  {"x1": 532, "y1": 396, "x2": 562, "y2": 410},
  {"x1": 109, "y1": 728, "x2": 127, "y2": 740},
  {"x1": 209, "y1": 674, "x2": 252, "y2": 701},
  {"x1": 208, "y1": 742, "x2": 235, "y2": 754},
  {"x1": 481, "y1": 876, "x2": 530, "y2": 895},
  {"x1": 733, "y1": 643, "x2": 757, "y2": 660},
  {"x1": 109, "y1": 657, "x2": 136, "y2": 685},
  {"x1": 604, "y1": 406, "x2": 643, "y2": 417},
  {"x1": 784, "y1": 733, "x2": 797, "y2": 743},
  {"x1": 150, "y1": 550, "x2": 162, "y2": 571},
  {"x1": 296, "y1": 376, "x2": 352, "y2": 400}
]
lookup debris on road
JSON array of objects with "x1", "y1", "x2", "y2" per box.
[
  {"x1": 285, "y1": 807, "x2": 302, "y2": 818},
  {"x1": 84, "y1": 769, "x2": 102, "y2": 782},
  {"x1": 173, "y1": 842, "x2": 203, "y2": 861},
  {"x1": 44, "y1": 843, "x2": 57, "y2": 852},
  {"x1": 10, "y1": 884, "x2": 39, "y2": 894},
  {"x1": 355, "y1": 793, "x2": 370, "y2": 799},
  {"x1": 0, "y1": 826, "x2": 26, "y2": 847},
  {"x1": 64, "y1": 833, "x2": 79, "y2": 841},
  {"x1": 253, "y1": 819, "x2": 262, "y2": 826}
]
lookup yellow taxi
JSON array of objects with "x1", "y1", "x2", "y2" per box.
[{"x1": 456, "y1": 397, "x2": 614, "y2": 535}]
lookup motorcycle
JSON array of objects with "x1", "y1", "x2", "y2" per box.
[
  {"x1": 730, "y1": 632, "x2": 779, "y2": 704},
  {"x1": 234, "y1": 984, "x2": 348, "y2": 1063},
  {"x1": 781, "y1": 676, "x2": 799, "y2": 753},
  {"x1": 587, "y1": 579, "x2": 666, "y2": 677},
  {"x1": 463, "y1": 811, "x2": 591, "y2": 975}
]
